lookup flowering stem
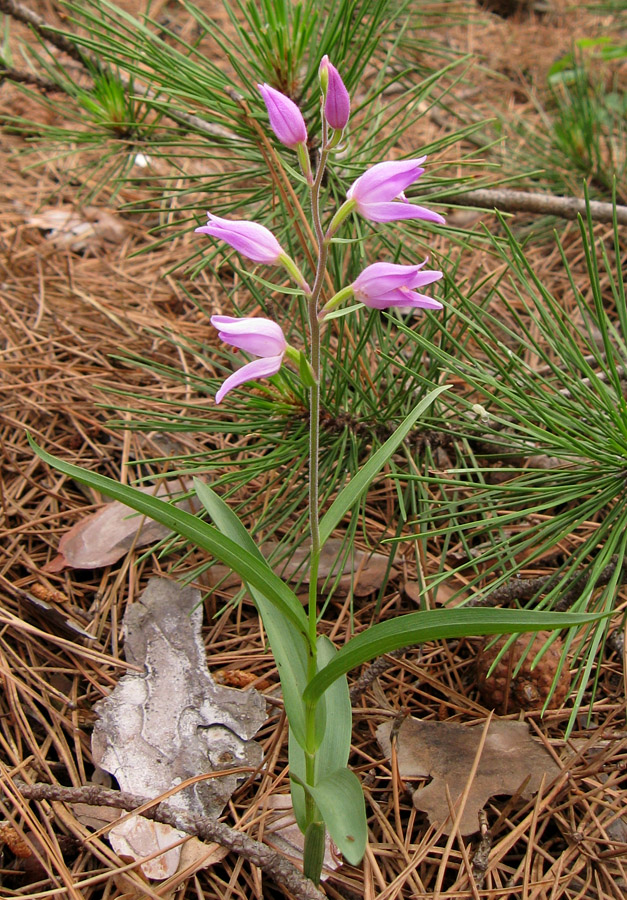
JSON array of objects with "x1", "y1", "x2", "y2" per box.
[
  {"x1": 302, "y1": 118, "x2": 332, "y2": 878},
  {"x1": 307, "y1": 128, "x2": 332, "y2": 646}
]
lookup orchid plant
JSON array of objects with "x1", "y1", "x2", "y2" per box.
[{"x1": 31, "y1": 57, "x2": 606, "y2": 886}]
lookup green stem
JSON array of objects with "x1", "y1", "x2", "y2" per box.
[
  {"x1": 301, "y1": 117, "x2": 332, "y2": 877},
  {"x1": 307, "y1": 121, "x2": 332, "y2": 647}
]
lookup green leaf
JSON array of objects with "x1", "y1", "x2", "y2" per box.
[
  {"x1": 289, "y1": 635, "x2": 352, "y2": 830},
  {"x1": 194, "y1": 492, "x2": 308, "y2": 747},
  {"x1": 193, "y1": 479, "x2": 307, "y2": 627},
  {"x1": 298, "y1": 767, "x2": 367, "y2": 865},
  {"x1": 29, "y1": 437, "x2": 309, "y2": 637},
  {"x1": 193, "y1": 479, "x2": 311, "y2": 745},
  {"x1": 319, "y1": 384, "x2": 450, "y2": 546},
  {"x1": 244, "y1": 271, "x2": 307, "y2": 296},
  {"x1": 322, "y1": 303, "x2": 364, "y2": 321},
  {"x1": 303, "y1": 607, "x2": 609, "y2": 704},
  {"x1": 298, "y1": 352, "x2": 317, "y2": 389}
]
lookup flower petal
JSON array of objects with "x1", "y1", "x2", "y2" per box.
[
  {"x1": 357, "y1": 201, "x2": 445, "y2": 225},
  {"x1": 197, "y1": 214, "x2": 284, "y2": 263},
  {"x1": 320, "y1": 56, "x2": 350, "y2": 130},
  {"x1": 258, "y1": 83, "x2": 307, "y2": 148},
  {"x1": 353, "y1": 262, "x2": 428, "y2": 294},
  {"x1": 361, "y1": 288, "x2": 443, "y2": 310},
  {"x1": 347, "y1": 158, "x2": 427, "y2": 204},
  {"x1": 406, "y1": 269, "x2": 443, "y2": 288},
  {"x1": 215, "y1": 355, "x2": 284, "y2": 404},
  {"x1": 211, "y1": 315, "x2": 287, "y2": 357}
]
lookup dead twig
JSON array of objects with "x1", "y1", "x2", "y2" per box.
[
  {"x1": 15, "y1": 780, "x2": 329, "y2": 900},
  {"x1": 448, "y1": 188, "x2": 627, "y2": 226},
  {"x1": 471, "y1": 554, "x2": 627, "y2": 609},
  {"x1": 0, "y1": 0, "x2": 86, "y2": 63},
  {"x1": 349, "y1": 648, "x2": 408, "y2": 704}
]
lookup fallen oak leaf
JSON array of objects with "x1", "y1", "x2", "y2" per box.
[{"x1": 377, "y1": 717, "x2": 560, "y2": 835}]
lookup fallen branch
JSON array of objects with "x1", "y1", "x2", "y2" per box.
[
  {"x1": 349, "y1": 647, "x2": 407, "y2": 703},
  {"x1": 0, "y1": 66, "x2": 61, "y2": 93},
  {"x1": 450, "y1": 188, "x2": 627, "y2": 225},
  {"x1": 0, "y1": 0, "x2": 85, "y2": 63},
  {"x1": 16, "y1": 781, "x2": 328, "y2": 900}
]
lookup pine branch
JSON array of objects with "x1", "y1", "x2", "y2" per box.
[
  {"x1": 470, "y1": 555, "x2": 627, "y2": 609},
  {"x1": 15, "y1": 780, "x2": 329, "y2": 900},
  {"x1": 0, "y1": 0, "x2": 234, "y2": 140},
  {"x1": 0, "y1": 0, "x2": 86, "y2": 63}
]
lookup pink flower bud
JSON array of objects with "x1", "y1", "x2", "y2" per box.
[
  {"x1": 319, "y1": 56, "x2": 350, "y2": 131},
  {"x1": 195, "y1": 214, "x2": 284, "y2": 264},
  {"x1": 211, "y1": 315, "x2": 287, "y2": 403},
  {"x1": 346, "y1": 158, "x2": 445, "y2": 225},
  {"x1": 258, "y1": 83, "x2": 308, "y2": 149},
  {"x1": 352, "y1": 261, "x2": 443, "y2": 310}
]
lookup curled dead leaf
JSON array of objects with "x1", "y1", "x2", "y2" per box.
[
  {"x1": 209, "y1": 539, "x2": 397, "y2": 597},
  {"x1": 26, "y1": 205, "x2": 127, "y2": 250}
]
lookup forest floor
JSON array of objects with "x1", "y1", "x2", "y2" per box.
[{"x1": 0, "y1": 1, "x2": 626, "y2": 898}]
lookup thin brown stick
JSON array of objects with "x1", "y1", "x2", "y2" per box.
[
  {"x1": 449, "y1": 188, "x2": 627, "y2": 226},
  {"x1": 15, "y1": 780, "x2": 329, "y2": 900}
]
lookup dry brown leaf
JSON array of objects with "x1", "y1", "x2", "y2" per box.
[
  {"x1": 264, "y1": 795, "x2": 340, "y2": 880},
  {"x1": 44, "y1": 479, "x2": 194, "y2": 572},
  {"x1": 209, "y1": 539, "x2": 397, "y2": 597},
  {"x1": 92, "y1": 577, "x2": 267, "y2": 879},
  {"x1": 26, "y1": 205, "x2": 127, "y2": 250},
  {"x1": 377, "y1": 717, "x2": 560, "y2": 835},
  {"x1": 71, "y1": 804, "x2": 228, "y2": 889}
]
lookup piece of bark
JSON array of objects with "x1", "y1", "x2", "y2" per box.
[{"x1": 92, "y1": 578, "x2": 267, "y2": 878}]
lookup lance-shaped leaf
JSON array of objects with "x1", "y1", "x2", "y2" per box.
[
  {"x1": 29, "y1": 437, "x2": 308, "y2": 638},
  {"x1": 319, "y1": 384, "x2": 450, "y2": 546},
  {"x1": 295, "y1": 767, "x2": 367, "y2": 865},
  {"x1": 289, "y1": 635, "x2": 352, "y2": 831},
  {"x1": 303, "y1": 607, "x2": 608, "y2": 704},
  {"x1": 193, "y1": 478, "x2": 312, "y2": 746}
]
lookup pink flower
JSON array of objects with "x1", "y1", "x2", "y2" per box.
[
  {"x1": 195, "y1": 214, "x2": 284, "y2": 264},
  {"x1": 346, "y1": 158, "x2": 445, "y2": 224},
  {"x1": 211, "y1": 316, "x2": 287, "y2": 404},
  {"x1": 352, "y1": 261, "x2": 443, "y2": 310},
  {"x1": 320, "y1": 56, "x2": 350, "y2": 131},
  {"x1": 258, "y1": 83, "x2": 308, "y2": 148}
]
